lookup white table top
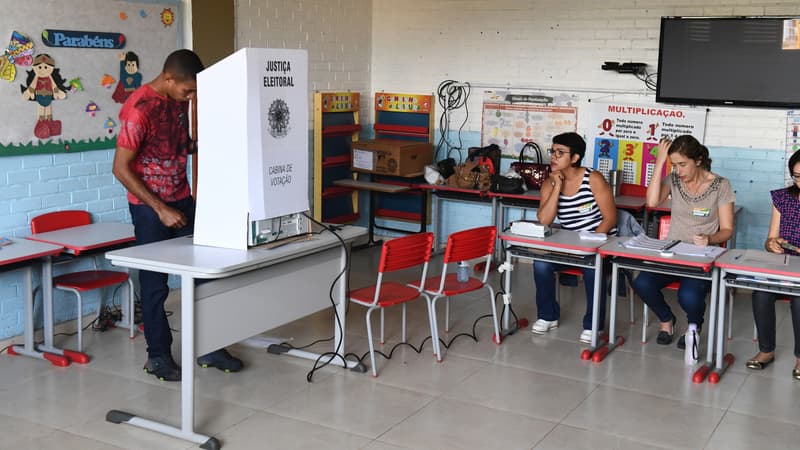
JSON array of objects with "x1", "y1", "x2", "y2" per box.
[
  {"x1": 27, "y1": 223, "x2": 135, "y2": 255},
  {"x1": 0, "y1": 238, "x2": 63, "y2": 266},
  {"x1": 106, "y1": 226, "x2": 367, "y2": 278},
  {"x1": 716, "y1": 249, "x2": 800, "y2": 278},
  {"x1": 333, "y1": 179, "x2": 411, "y2": 193},
  {"x1": 500, "y1": 229, "x2": 607, "y2": 255},
  {"x1": 598, "y1": 236, "x2": 720, "y2": 270}
]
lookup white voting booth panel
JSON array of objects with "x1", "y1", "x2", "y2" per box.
[{"x1": 195, "y1": 48, "x2": 309, "y2": 249}]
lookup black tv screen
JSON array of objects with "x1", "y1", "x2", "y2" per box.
[{"x1": 657, "y1": 16, "x2": 800, "y2": 108}]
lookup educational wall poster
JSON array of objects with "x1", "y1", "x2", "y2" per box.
[
  {"x1": 587, "y1": 102, "x2": 707, "y2": 186},
  {"x1": 481, "y1": 90, "x2": 578, "y2": 158},
  {"x1": 787, "y1": 110, "x2": 800, "y2": 184},
  {"x1": 0, "y1": 0, "x2": 181, "y2": 157}
]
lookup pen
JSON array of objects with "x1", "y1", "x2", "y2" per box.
[
  {"x1": 733, "y1": 253, "x2": 742, "y2": 260},
  {"x1": 663, "y1": 240, "x2": 680, "y2": 251},
  {"x1": 785, "y1": 254, "x2": 789, "y2": 265}
]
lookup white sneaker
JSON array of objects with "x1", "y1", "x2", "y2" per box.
[
  {"x1": 579, "y1": 329, "x2": 593, "y2": 344},
  {"x1": 531, "y1": 319, "x2": 559, "y2": 334}
]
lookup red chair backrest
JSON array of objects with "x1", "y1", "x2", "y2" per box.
[
  {"x1": 442, "y1": 226, "x2": 496, "y2": 264},
  {"x1": 620, "y1": 183, "x2": 647, "y2": 197},
  {"x1": 31, "y1": 210, "x2": 91, "y2": 234},
  {"x1": 379, "y1": 232, "x2": 433, "y2": 273},
  {"x1": 658, "y1": 215, "x2": 671, "y2": 240},
  {"x1": 659, "y1": 214, "x2": 727, "y2": 248}
]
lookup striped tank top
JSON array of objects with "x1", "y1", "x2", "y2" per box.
[{"x1": 557, "y1": 168, "x2": 617, "y2": 235}]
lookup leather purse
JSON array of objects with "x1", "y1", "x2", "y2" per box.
[
  {"x1": 446, "y1": 159, "x2": 491, "y2": 191},
  {"x1": 490, "y1": 174, "x2": 525, "y2": 194},
  {"x1": 510, "y1": 141, "x2": 550, "y2": 190}
]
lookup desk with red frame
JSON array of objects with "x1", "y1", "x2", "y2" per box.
[
  {"x1": 712, "y1": 249, "x2": 800, "y2": 383},
  {"x1": 499, "y1": 229, "x2": 608, "y2": 356},
  {"x1": 598, "y1": 237, "x2": 723, "y2": 382},
  {"x1": 2, "y1": 239, "x2": 68, "y2": 366},
  {"x1": 24, "y1": 223, "x2": 136, "y2": 363}
]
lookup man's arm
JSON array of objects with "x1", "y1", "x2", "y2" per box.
[{"x1": 112, "y1": 146, "x2": 187, "y2": 228}]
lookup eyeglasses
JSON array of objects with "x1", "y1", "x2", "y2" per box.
[
  {"x1": 547, "y1": 148, "x2": 569, "y2": 159},
  {"x1": 792, "y1": 173, "x2": 800, "y2": 181}
]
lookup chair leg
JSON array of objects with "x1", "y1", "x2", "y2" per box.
[
  {"x1": 401, "y1": 303, "x2": 407, "y2": 343},
  {"x1": 380, "y1": 309, "x2": 385, "y2": 345},
  {"x1": 445, "y1": 297, "x2": 450, "y2": 332},
  {"x1": 642, "y1": 304, "x2": 649, "y2": 344},
  {"x1": 753, "y1": 322, "x2": 758, "y2": 341},
  {"x1": 555, "y1": 272, "x2": 561, "y2": 305},
  {"x1": 365, "y1": 307, "x2": 379, "y2": 377},
  {"x1": 485, "y1": 286, "x2": 501, "y2": 344},
  {"x1": 430, "y1": 296, "x2": 443, "y2": 362},
  {"x1": 423, "y1": 295, "x2": 440, "y2": 359}
]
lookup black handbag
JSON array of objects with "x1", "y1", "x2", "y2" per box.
[
  {"x1": 490, "y1": 174, "x2": 524, "y2": 194},
  {"x1": 510, "y1": 142, "x2": 550, "y2": 190}
]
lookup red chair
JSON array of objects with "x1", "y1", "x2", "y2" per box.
[
  {"x1": 348, "y1": 232, "x2": 435, "y2": 377},
  {"x1": 641, "y1": 215, "x2": 731, "y2": 342},
  {"x1": 414, "y1": 226, "x2": 501, "y2": 361},
  {"x1": 31, "y1": 211, "x2": 135, "y2": 354}
]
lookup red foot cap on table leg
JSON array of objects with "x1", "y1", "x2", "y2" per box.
[
  {"x1": 7, "y1": 346, "x2": 18, "y2": 355},
  {"x1": 708, "y1": 372, "x2": 721, "y2": 384},
  {"x1": 591, "y1": 345, "x2": 610, "y2": 362},
  {"x1": 43, "y1": 353, "x2": 70, "y2": 367},
  {"x1": 63, "y1": 349, "x2": 90, "y2": 364},
  {"x1": 692, "y1": 365, "x2": 710, "y2": 383},
  {"x1": 724, "y1": 353, "x2": 736, "y2": 366},
  {"x1": 580, "y1": 349, "x2": 593, "y2": 360},
  {"x1": 517, "y1": 318, "x2": 529, "y2": 328},
  {"x1": 616, "y1": 336, "x2": 625, "y2": 346},
  {"x1": 492, "y1": 334, "x2": 502, "y2": 344}
]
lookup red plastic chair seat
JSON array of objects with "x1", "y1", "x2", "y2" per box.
[
  {"x1": 558, "y1": 268, "x2": 583, "y2": 277},
  {"x1": 350, "y1": 282, "x2": 423, "y2": 308},
  {"x1": 665, "y1": 281, "x2": 680, "y2": 291},
  {"x1": 412, "y1": 274, "x2": 484, "y2": 296},
  {"x1": 53, "y1": 271, "x2": 130, "y2": 291}
]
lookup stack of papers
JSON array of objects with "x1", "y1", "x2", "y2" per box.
[
  {"x1": 579, "y1": 231, "x2": 607, "y2": 241},
  {"x1": 622, "y1": 234, "x2": 678, "y2": 251},
  {"x1": 671, "y1": 242, "x2": 727, "y2": 258}
]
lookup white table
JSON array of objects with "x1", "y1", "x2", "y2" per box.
[
  {"x1": 712, "y1": 249, "x2": 800, "y2": 383},
  {"x1": 2, "y1": 239, "x2": 67, "y2": 365},
  {"x1": 598, "y1": 237, "x2": 723, "y2": 380},
  {"x1": 499, "y1": 229, "x2": 607, "y2": 354},
  {"x1": 104, "y1": 225, "x2": 366, "y2": 450}
]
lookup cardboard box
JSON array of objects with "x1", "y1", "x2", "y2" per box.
[{"x1": 351, "y1": 139, "x2": 432, "y2": 177}]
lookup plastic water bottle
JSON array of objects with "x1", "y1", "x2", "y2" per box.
[
  {"x1": 456, "y1": 261, "x2": 469, "y2": 282},
  {"x1": 684, "y1": 323, "x2": 698, "y2": 365}
]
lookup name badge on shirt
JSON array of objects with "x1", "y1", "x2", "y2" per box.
[
  {"x1": 578, "y1": 202, "x2": 593, "y2": 214},
  {"x1": 692, "y1": 207, "x2": 710, "y2": 217}
]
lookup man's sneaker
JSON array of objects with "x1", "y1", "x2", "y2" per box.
[
  {"x1": 143, "y1": 355, "x2": 181, "y2": 382},
  {"x1": 579, "y1": 329, "x2": 593, "y2": 344},
  {"x1": 197, "y1": 348, "x2": 243, "y2": 373},
  {"x1": 531, "y1": 319, "x2": 559, "y2": 334}
]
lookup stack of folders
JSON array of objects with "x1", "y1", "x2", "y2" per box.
[{"x1": 621, "y1": 234, "x2": 679, "y2": 251}]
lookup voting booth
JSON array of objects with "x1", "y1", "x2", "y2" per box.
[{"x1": 194, "y1": 48, "x2": 309, "y2": 249}]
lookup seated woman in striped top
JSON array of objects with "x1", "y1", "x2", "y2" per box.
[{"x1": 531, "y1": 132, "x2": 618, "y2": 343}]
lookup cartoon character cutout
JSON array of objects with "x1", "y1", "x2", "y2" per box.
[
  {"x1": 112, "y1": 51, "x2": 141, "y2": 103},
  {"x1": 20, "y1": 53, "x2": 68, "y2": 139}
]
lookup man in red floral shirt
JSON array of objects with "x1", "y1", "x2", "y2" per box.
[{"x1": 113, "y1": 49, "x2": 242, "y2": 381}]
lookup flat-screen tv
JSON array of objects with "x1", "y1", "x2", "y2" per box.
[{"x1": 657, "y1": 16, "x2": 800, "y2": 108}]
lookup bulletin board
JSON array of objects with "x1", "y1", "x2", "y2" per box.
[
  {"x1": 0, "y1": 0, "x2": 183, "y2": 157},
  {"x1": 481, "y1": 90, "x2": 579, "y2": 158}
]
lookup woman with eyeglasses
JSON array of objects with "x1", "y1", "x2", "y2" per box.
[
  {"x1": 632, "y1": 135, "x2": 735, "y2": 348},
  {"x1": 532, "y1": 132, "x2": 617, "y2": 343},
  {"x1": 745, "y1": 149, "x2": 800, "y2": 380}
]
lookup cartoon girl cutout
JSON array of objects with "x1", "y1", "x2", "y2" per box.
[
  {"x1": 20, "y1": 53, "x2": 68, "y2": 139},
  {"x1": 112, "y1": 51, "x2": 141, "y2": 104}
]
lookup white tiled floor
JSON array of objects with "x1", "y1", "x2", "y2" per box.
[{"x1": 2, "y1": 244, "x2": 800, "y2": 449}]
